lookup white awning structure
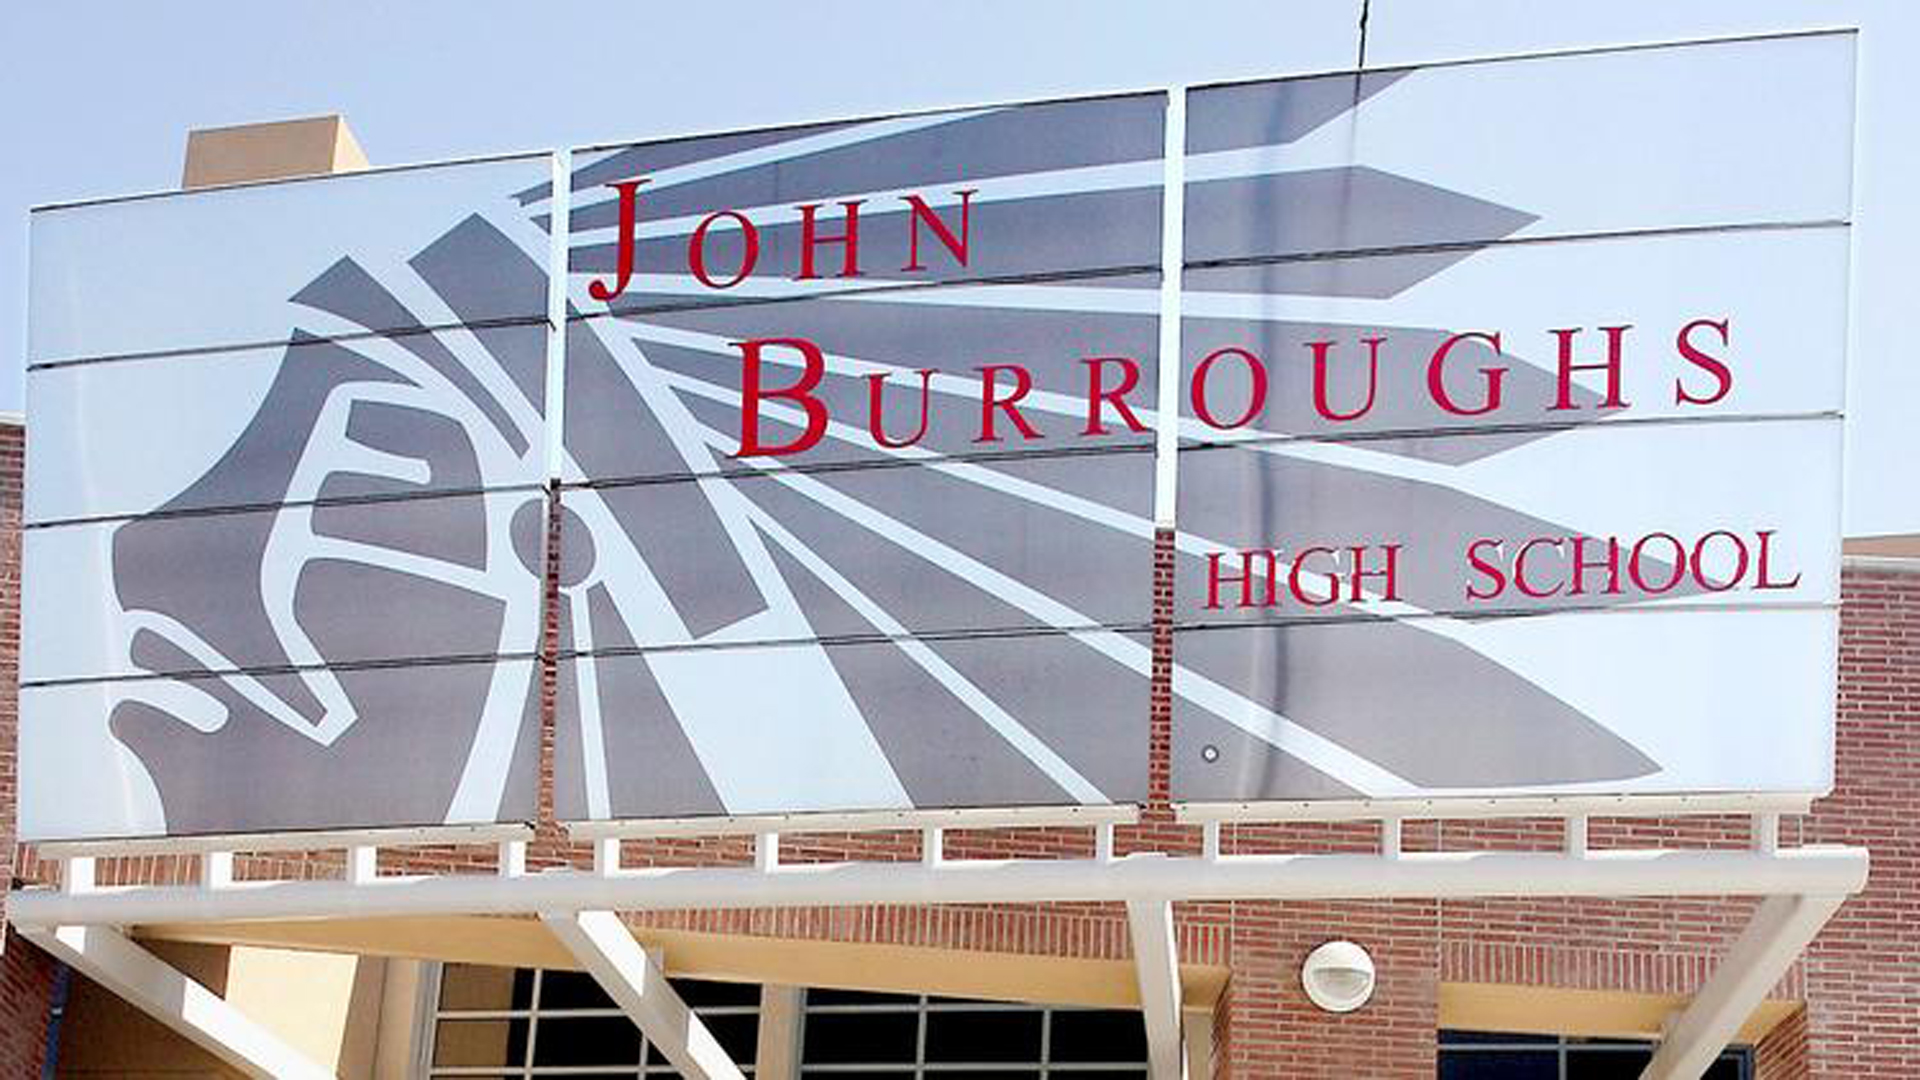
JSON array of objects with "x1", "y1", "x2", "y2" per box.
[{"x1": 8, "y1": 803, "x2": 1866, "y2": 1080}]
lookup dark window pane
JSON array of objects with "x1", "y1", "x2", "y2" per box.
[
  {"x1": 1438, "y1": 1049, "x2": 1560, "y2": 1079},
  {"x1": 1050, "y1": 1009, "x2": 1149, "y2": 1063},
  {"x1": 807, "y1": 987, "x2": 921, "y2": 1007},
  {"x1": 702, "y1": 1011, "x2": 761, "y2": 1064},
  {"x1": 431, "y1": 1018, "x2": 527, "y2": 1067},
  {"x1": 673, "y1": 977, "x2": 762, "y2": 1008},
  {"x1": 540, "y1": 969, "x2": 616, "y2": 1010},
  {"x1": 802, "y1": 1009, "x2": 919, "y2": 1064},
  {"x1": 923, "y1": 1009, "x2": 1042, "y2": 1063},
  {"x1": 1706, "y1": 1050, "x2": 1754, "y2": 1080},
  {"x1": 801, "y1": 1073, "x2": 917, "y2": 1080},
  {"x1": 921, "y1": 1072, "x2": 1041, "y2": 1080},
  {"x1": 530, "y1": 1015, "x2": 641, "y2": 1067},
  {"x1": 1045, "y1": 1071, "x2": 1149, "y2": 1080},
  {"x1": 1567, "y1": 1045, "x2": 1654, "y2": 1078}
]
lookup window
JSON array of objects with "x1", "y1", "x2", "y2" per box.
[
  {"x1": 800, "y1": 988, "x2": 1149, "y2": 1078},
  {"x1": 1438, "y1": 1030, "x2": 1752, "y2": 1079},
  {"x1": 423, "y1": 968, "x2": 1150, "y2": 1079},
  {"x1": 426, "y1": 964, "x2": 759, "y2": 1077}
]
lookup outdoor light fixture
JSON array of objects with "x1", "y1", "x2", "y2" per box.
[{"x1": 1301, "y1": 940, "x2": 1375, "y2": 1013}]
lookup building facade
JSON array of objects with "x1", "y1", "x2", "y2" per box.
[
  {"x1": 2, "y1": 33, "x2": 1912, "y2": 1075},
  {"x1": 0, "y1": 412, "x2": 1916, "y2": 1077}
]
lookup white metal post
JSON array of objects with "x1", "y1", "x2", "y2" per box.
[
  {"x1": 1127, "y1": 898, "x2": 1185, "y2": 1080},
  {"x1": 541, "y1": 910, "x2": 747, "y2": 1080},
  {"x1": 756, "y1": 984, "x2": 806, "y2": 1080},
  {"x1": 1640, "y1": 893, "x2": 1848, "y2": 1080}
]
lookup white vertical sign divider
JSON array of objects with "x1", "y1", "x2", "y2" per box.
[
  {"x1": 544, "y1": 148, "x2": 573, "y2": 481},
  {"x1": 1153, "y1": 86, "x2": 1188, "y2": 528}
]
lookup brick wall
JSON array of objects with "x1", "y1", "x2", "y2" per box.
[
  {"x1": 1800, "y1": 568, "x2": 1920, "y2": 1078},
  {"x1": 0, "y1": 421, "x2": 59, "y2": 1076},
  {"x1": 1, "y1": 415, "x2": 1915, "y2": 1077},
  {"x1": 1, "y1": 420, "x2": 22, "y2": 914}
]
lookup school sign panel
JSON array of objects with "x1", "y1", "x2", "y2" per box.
[{"x1": 19, "y1": 32, "x2": 1853, "y2": 840}]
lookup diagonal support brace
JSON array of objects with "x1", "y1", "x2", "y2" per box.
[
  {"x1": 1640, "y1": 893, "x2": 1847, "y2": 1080},
  {"x1": 19, "y1": 924, "x2": 334, "y2": 1080},
  {"x1": 1127, "y1": 898, "x2": 1185, "y2": 1080},
  {"x1": 542, "y1": 910, "x2": 746, "y2": 1080}
]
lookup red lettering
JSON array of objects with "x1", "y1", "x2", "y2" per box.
[
  {"x1": 1675, "y1": 318, "x2": 1733, "y2": 406},
  {"x1": 1427, "y1": 332, "x2": 1507, "y2": 416},
  {"x1": 1465, "y1": 538, "x2": 1506, "y2": 601},
  {"x1": 1568, "y1": 535, "x2": 1622, "y2": 596},
  {"x1": 796, "y1": 200, "x2": 865, "y2": 280},
  {"x1": 866, "y1": 369, "x2": 936, "y2": 450},
  {"x1": 587, "y1": 178, "x2": 650, "y2": 303},
  {"x1": 1207, "y1": 550, "x2": 1277, "y2": 609},
  {"x1": 1754, "y1": 529, "x2": 1802, "y2": 590},
  {"x1": 1082, "y1": 357, "x2": 1148, "y2": 436},
  {"x1": 734, "y1": 338, "x2": 829, "y2": 457},
  {"x1": 689, "y1": 210, "x2": 761, "y2": 289},
  {"x1": 1549, "y1": 325, "x2": 1631, "y2": 411},
  {"x1": 1627, "y1": 532, "x2": 1688, "y2": 594},
  {"x1": 1515, "y1": 537, "x2": 1565, "y2": 598},
  {"x1": 1309, "y1": 337, "x2": 1383, "y2": 422},
  {"x1": 901, "y1": 191, "x2": 976, "y2": 271},
  {"x1": 1288, "y1": 546, "x2": 1340, "y2": 607},
  {"x1": 1348, "y1": 544, "x2": 1402, "y2": 602},
  {"x1": 975, "y1": 364, "x2": 1043, "y2": 442},
  {"x1": 1191, "y1": 347, "x2": 1268, "y2": 429},
  {"x1": 1690, "y1": 530, "x2": 1751, "y2": 592}
]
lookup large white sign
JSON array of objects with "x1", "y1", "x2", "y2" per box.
[{"x1": 17, "y1": 31, "x2": 1853, "y2": 839}]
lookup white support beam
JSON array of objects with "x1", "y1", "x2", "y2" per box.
[
  {"x1": 7, "y1": 847, "x2": 1868, "y2": 928},
  {"x1": 498, "y1": 839, "x2": 528, "y2": 878},
  {"x1": 1640, "y1": 893, "x2": 1847, "y2": 1080},
  {"x1": 593, "y1": 836, "x2": 621, "y2": 876},
  {"x1": 18, "y1": 924, "x2": 334, "y2": 1080},
  {"x1": 1127, "y1": 899, "x2": 1184, "y2": 1080},
  {"x1": 1178, "y1": 793, "x2": 1815, "y2": 825},
  {"x1": 756, "y1": 984, "x2": 805, "y2": 1080},
  {"x1": 569, "y1": 804, "x2": 1138, "y2": 840},
  {"x1": 35, "y1": 822, "x2": 533, "y2": 860},
  {"x1": 202, "y1": 851, "x2": 234, "y2": 889},
  {"x1": 62, "y1": 856, "x2": 93, "y2": 893},
  {"x1": 542, "y1": 910, "x2": 747, "y2": 1080},
  {"x1": 345, "y1": 845, "x2": 378, "y2": 885}
]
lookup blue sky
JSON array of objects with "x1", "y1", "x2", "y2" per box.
[{"x1": 2, "y1": 1, "x2": 1911, "y2": 535}]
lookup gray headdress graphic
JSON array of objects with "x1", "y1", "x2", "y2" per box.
[{"x1": 104, "y1": 75, "x2": 1663, "y2": 835}]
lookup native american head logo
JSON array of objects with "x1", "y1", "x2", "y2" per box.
[{"x1": 77, "y1": 73, "x2": 1704, "y2": 838}]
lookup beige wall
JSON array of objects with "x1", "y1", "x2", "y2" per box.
[
  {"x1": 181, "y1": 115, "x2": 367, "y2": 189},
  {"x1": 55, "y1": 941, "x2": 242, "y2": 1079},
  {"x1": 54, "y1": 943, "x2": 393, "y2": 1080},
  {"x1": 1845, "y1": 533, "x2": 1920, "y2": 559}
]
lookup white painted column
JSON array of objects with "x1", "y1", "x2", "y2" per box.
[
  {"x1": 1127, "y1": 899, "x2": 1186, "y2": 1080},
  {"x1": 756, "y1": 984, "x2": 806, "y2": 1080},
  {"x1": 1640, "y1": 893, "x2": 1847, "y2": 1080}
]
